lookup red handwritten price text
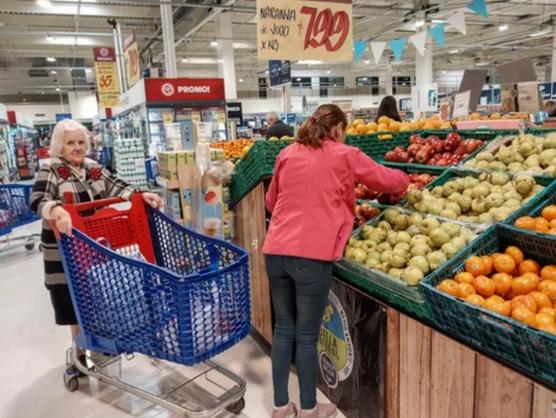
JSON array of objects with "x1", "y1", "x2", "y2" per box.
[{"x1": 300, "y1": 6, "x2": 349, "y2": 52}]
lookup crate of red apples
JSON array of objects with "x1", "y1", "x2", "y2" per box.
[{"x1": 384, "y1": 133, "x2": 485, "y2": 166}]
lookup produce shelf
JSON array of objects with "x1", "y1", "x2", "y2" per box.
[{"x1": 421, "y1": 224, "x2": 556, "y2": 389}]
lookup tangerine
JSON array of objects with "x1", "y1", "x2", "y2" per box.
[
  {"x1": 490, "y1": 300, "x2": 511, "y2": 317},
  {"x1": 378, "y1": 116, "x2": 390, "y2": 125},
  {"x1": 538, "y1": 322, "x2": 556, "y2": 335},
  {"x1": 535, "y1": 217, "x2": 550, "y2": 232},
  {"x1": 511, "y1": 295, "x2": 538, "y2": 313},
  {"x1": 518, "y1": 259, "x2": 540, "y2": 275},
  {"x1": 515, "y1": 216, "x2": 536, "y2": 230},
  {"x1": 455, "y1": 272, "x2": 474, "y2": 284},
  {"x1": 473, "y1": 275, "x2": 496, "y2": 298},
  {"x1": 492, "y1": 273, "x2": 513, "y2": 297},
  {"x1": 504, "y1": 246, "x2": 524, "y2": 265},
  {"x1": 465, "y1": 256, "x2": 488, "y2": 277},
  {"x1": 542, "y1": 205, "x2": 556, "y2": 221},
  {"x1": 539, "y1": 280, "x2": 556, "y2": 303},
  {"x1": 548, "y1": 228, "x2": 556, "y2": 235},
  {"x1": 466, "y1": 294, "x2": 486, "y2": 308},
  {"x1": 539, "y1": 307, "x2": 556, "y2": 320},
  {"x1": 511, "y1": 307, "x2": 537, "y2": 327},
  {"x1": 481, "y1": 256, "x2": 493, "y2": 275},
  {"x1": 541, "y1": 265, "x2": 556, "y2": 281},
  {"x1": 528, "y1": 291, "x2": 552, "y2": 310},
  {"x1": 512, "y1": 275, "x2": 538, "y2": 296},
  {"x1": 458, "y1": 282, "x2": 476, "y2": 299},
  {"x1": 437, "y1": 279, "x2": 460, "y2": 298},
  {"x1": 535, "y1": 313, "x2": 556, "y2": 328},
  {"x1": 550, "y1": 219, "x2": 556, "y2": 229},
  {"x1": 493, "y1": 254, "x2": 516, "y2": 274}
]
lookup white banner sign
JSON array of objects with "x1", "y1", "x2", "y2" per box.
[{"x1": 453, "y1": 90, "x2": 472, "y2": 118}]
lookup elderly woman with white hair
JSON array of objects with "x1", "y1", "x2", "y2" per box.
[{"x1": 30, "y1": 119, "x2": 162, "y2": 375}]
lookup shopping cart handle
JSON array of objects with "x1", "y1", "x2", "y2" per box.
[{"x1": 63, "y1": 192, "x2": 129, "y2": 213}]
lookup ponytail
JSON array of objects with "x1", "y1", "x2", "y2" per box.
[{"x1": 296, "y1": 104, "x2": 348, "y2": 148}]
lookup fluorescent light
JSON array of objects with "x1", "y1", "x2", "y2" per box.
[
  {"x1": 449, "y1": 49, "x2": 460, "y2": 54},
  {"x1": 239, "y1": 78, "x2": 244, "y2": 82},
  {"x1": 55, "y1": 87, "x2": 61, "y2": 92},
  {"x1": 210, "y1": 40, "x2": 219, "y2": 47},
  {"x1": 50, "y1": 70, "x2": 57, "y2": 75},
  {"x1": 442, "y1": 70, "x2": 447, "y2": 74},
  {"x1": 475, "y1": 61, "x2": 491, "y2": 66},
  {"x1": 362, "y1": 77, "x2": 367, "y2": 81},
  {"x1": 265, "y1": 70, "x2": 269, "y2": 74},
  {"x1": 415, "y1": 19, "x2": 425, "y2": 28},
  {"x1": 46, "y1": 34, "x2": 55, "y2": 42},
  {"x1": 499, "y1": 25, "x2": 508, "y2": 31},
  {"x1": 180, "y1": 57, "x2": 217, "y2": 64},
  {"x1": 326, "y1": 70, "x2": 331, "y2": 74},
  {"x1": 364, "y1": 59, "x2": 371, "y2": 64},
  {"x1": 232, "y1": 42, "x2": 250, "y2": 49},
  {"x1": 46, "y1": 57, "x2": 56, "y2": 62},
  {"x1": 296, "y1": 77, "x2": 301, "y2": 81},
  {"x1": 45, "y1": 36, "x2": 95, "y2": 46},
  {"x1": 85, "y1": 68, "x2": 92, "y2": 73},
  {"x1": 37, "y1": 0, "x2": 52, "y2": 7},
  {"x1": 530, "y1": 28, "x2": 551, "y2": 37}
]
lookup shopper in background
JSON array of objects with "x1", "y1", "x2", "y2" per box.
[
  {"x1": 544, "y1": 100, "x2": 556, "y2": 117},
  {"x1": 30, "y1": 119, "x2": 162, "y2": 375},
  {"x1": 374, "y1": 95, "x2": 402, "y2": 123},
  {"x1": 264, "y1": 104, "x2": 409, "y2": 418},
  {"x1": 266, "y1": 111, "x2": 295, "y2": 139}
]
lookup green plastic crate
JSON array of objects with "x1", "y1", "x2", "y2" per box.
[
  {"x1": 421, "y1": 224, "x2": 556, "y2": 389},
  {"x1": 525, "y1": 127, "x2": 556, "y2": 136},
  {"x1": 230, "y1": 140, "x2": 292, "y2": 206},
  {"x1": 505, "y1": 179, "x2": 556, "y2": 226},
  {"x1": 382, "y1": 161, "x2": 447, "y2": 175},
  {"x1": 345, "y1": 133, "x2": 412, "y2": 161}
]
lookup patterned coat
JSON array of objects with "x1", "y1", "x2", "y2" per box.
[{"x1": 30, "y1": 157, "x2": 136, "y2": 286}]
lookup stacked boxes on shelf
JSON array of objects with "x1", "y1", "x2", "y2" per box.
[
  {"x1": 157, "y1": 149, "x2": 225, "y2": 180},
  {"x1": 113, "y1": 137, "x2": 147, "y2": 187}
]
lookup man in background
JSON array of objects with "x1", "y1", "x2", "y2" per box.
[
  {"x1": 544, "y1": 101, "x2": 556, "y2": 117},
  {"x1": 266, "y1": 111, "x2": 294, "y2": 139}
]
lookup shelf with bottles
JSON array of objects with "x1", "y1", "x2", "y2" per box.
[{"x1": 113, "y1": 137, "x2": 148, "y2": 188}]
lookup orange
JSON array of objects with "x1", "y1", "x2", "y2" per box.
[
  {"x1": 489, "y1": 300, "x2": 511, "y2": 317},
  {"x1": 487, "y1": 295, "x2": 505, "y2": 305},
  {"x1": 378, "y1": 116, "x2": 390, "y2": 125},
  {"x1": 550, "y1": 219, "x2": 556, "y2": 229},
  {"x1": 481, "y1": 256, "x2": 493, "y2": 276},
  {"x1": 437, "y1": 279, "x2": 460, "y2": 298},
  {"x1": 505, "y1": 246, "x2": 524, "y2": 265},
  {"x1": 515, "y1": 216, "x2": 536, "y2": 230},
  {"x1": 539, "y1": 280, "x2": 556, "y2": 303},
  {"x1": 465, "y1": 256, "x2": 488, "y2": 277},
  {"x1": 542, "y1": 205, "x2": 556, "y2": 221},
  {"x1": 511, "y1": 275, "x2": 538, "y2": 296},
  {"x1": 538, "y1": 322, "x2": 556, "y2": 335},
  {"x1": 356, "y1": 124, "x2": 368, "y2": 134},
  {"x1": 492, "y1": 273, "x2": 513, "y2": 297},
  {"x1": 377, "y1": 123, "x2": 389, "y2": 132},
  {"x1": 536, "y1": 223, "x2": 550, "y2": 234},
  {"x1": 541, "y1": 265, "x2": 556, "y2": 281},
  {"x1": 466, "y1": 294, "x2": 486, "y2": 308},
  {"x1": 519, "y1": 259, "x2": 540, "y2": 276},
  {"x1": 535, "y1": 313, "x2": 556, "y2": 328},
  {"x1": 511, "y1": 295, "x2": 538, "y2": 313},
  {"x1": 472, "y1": 275, "x2": 496, "y2": 298},
  {"x1": 511, "y1": 307, "x2": 537, "y2": 327},
  {"x1": 528, "y1": 291, "x2": 552, "y2": 310},
  {"x1": 535, "y1": 217, "x2": 550, "y2": 231},
  {"x1": 493, "y1": 254, "x2": 516, "y2": 274},
  {"x1": 548, "y1": 228, "x2": 556, "y2": 235},
  {"x1": 457, "y1": 282, "x2": 476, "y2": 299},
  {"x1": 455, "y1": 272, "x2": 474, "y2": 284},
  {"x1": 539, "y1": 307, "x2": 556, "y2": 320}
]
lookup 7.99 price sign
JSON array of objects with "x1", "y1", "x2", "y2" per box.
[{"x1": 257, "y1": 0, "x2": 353, "y2": 62}]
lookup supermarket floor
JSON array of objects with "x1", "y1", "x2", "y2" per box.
[{"x1": 0, "y1": 222, "x2": 343, "y2": 418}]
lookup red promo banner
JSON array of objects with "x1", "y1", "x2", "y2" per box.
[{"x1": 144, "y1": 78, "x2": 226, "y2": 102}]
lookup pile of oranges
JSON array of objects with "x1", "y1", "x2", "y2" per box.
[
  {"x1": 345, "y1": 115, "x2": 452, "y2": 137},
  {"x1": 210, "y1": 138, "x2": 253, "y2": 160},
  {"x1": 436, "y1": 246, "x2": 556, "y2": 335},
  {"x1": 514, "y1": 205, "x2": 556, "y2": 235}
]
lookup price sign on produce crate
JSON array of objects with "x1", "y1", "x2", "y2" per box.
[{"x1": 257, "y1": 0, "x2": 353, "y2": 62}]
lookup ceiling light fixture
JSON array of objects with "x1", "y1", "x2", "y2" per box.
[
  {"x1": 51, "y1": 70, "x2": 57, "y2": 74},
  {"x1": 326, "y1": 70, "x2": 331, "y2": 74},
  {"x1": 442, "y1": 70, "x2": 447, "y2": 74},
  {"x1": 210, "y1": 40, "x2": 219, "y2": 47},
  {"x1": 46, "y1": 57, "x2": 56, "y2": 62},
  {"x1": 296, "y1": 77, "x2": 301, "y2": 81},
  {"x1": 530, "y1": 28, "x2": 551, "y2": 37},
  {"x1": 297, "y1": 60, "x2": 322, "y2": 65},
  {"x1": 85, "y1": 68, "x2": 92, "y2": 73},
  {"x1": 499, "y1": 25, "x2": 508, "y2": 31},
  {"x1": 55, "y1": 87, "x2": 61, "y2": 92},
  {"x1": 364, "y1": 59, "x2": 371, "y2": 64},
  {"x1": 37, "y1": 0, "x2": 52, "y2": 7},
  {"x1": 46, "y1": 34, "x2": 55, "y2": 42},
  {"x1": 239, "y1": 78, "x2": 244, "y2": 82},
  {"x1": 265, "y1": 70, "x2": 269, "y2": 74},
  {"x1": 415, "y1": 19, "x2": 425, "y2": 28},
  {"x1": 448, "y1": 49, "x2": 460, "y2": 54}
]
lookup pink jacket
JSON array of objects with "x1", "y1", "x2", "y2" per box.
[{"x1": 263, "y1": 139, "x2": 410, "y2": 261}]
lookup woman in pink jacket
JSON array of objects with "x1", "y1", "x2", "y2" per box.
[{"x1": 264, "y1": 104, "x2": 409, "y2": 418}]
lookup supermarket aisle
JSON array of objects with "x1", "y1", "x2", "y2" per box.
[{"x1": 0, "y1": 222, "x2": 342, "y2": 418}]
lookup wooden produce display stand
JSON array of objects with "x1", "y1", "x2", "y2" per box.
[{"x1": 232, "y1": 181, "x2": 556, "y2": 418}]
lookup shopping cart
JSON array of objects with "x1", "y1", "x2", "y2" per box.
[
  {"x1": 53, "y1": 193, "x2": 251, "y2": 416},
  {"x1": 0, "y1": 184, "x2": 40, "y2": 253}
]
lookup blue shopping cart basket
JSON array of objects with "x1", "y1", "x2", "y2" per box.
[
  {"x1": 54, "y1": 193, "x2": 251, "y2": 366},
  {"x1": 0, "y1": 184, "x2": 39, "y2": 236}
]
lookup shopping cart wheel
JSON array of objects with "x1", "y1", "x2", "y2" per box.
[
  {"x1": 63, "y1": 373, "x2": 79, "y2": 392},
  {"x1": 226, "y1": 398, "x2": 245, "y2": 414}
]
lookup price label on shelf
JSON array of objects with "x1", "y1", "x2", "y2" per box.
[{"x1": 257, "y1": 0, "x2": 353, "y2": 62}]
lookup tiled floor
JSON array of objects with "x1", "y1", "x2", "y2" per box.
[{"x1": 0, "y1": 222, "x2": 344, "y2": 418}]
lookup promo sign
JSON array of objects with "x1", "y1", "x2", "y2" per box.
[
  {"x1": 518, "y1": 81, "x2": 541, "y2": 113},
  {"x1": 269, "y1": 60, "x2": 291, "y2": 88},
  {"x1": 257, "y1": 0, "x2": 353, "y2": 62},
  {"x1": 144, "y1": 78, "x2": 226, "y2": 103},
  {"x1": 124, "y1": 31, "x2": 141, "y2": 89},
  {"x1": 452, "y1": 90, "x2": 471, "y2": 119},
  {"x1": 93, "y1": 47, "x2": 120, "y2": 107}
]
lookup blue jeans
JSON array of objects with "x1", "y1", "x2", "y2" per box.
[{"x1": 265, "y1": 255, "x2": 333, "y2": 410}]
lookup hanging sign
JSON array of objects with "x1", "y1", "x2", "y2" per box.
[
  {"x1": 452, "y1": 90, "x2": 472, "y2": 118},
  {"x1": 144, "y1": 78, "x2": 225, "y2": 103},
  {"x1": 256, "y1": 0, "x2": 353, "y2": 62},
  {"x1": 517, "y1": 81, "x2": 541, "y2": 113},
  {"x1": 269, "y1": 60, "x2": 291, "y2": 87},
  {"x1": 93, "y1": 47, "x2": 120, "y2": 107},
  {"x1": 123, "y1": 31, "x2": 141, "y2": 89}
]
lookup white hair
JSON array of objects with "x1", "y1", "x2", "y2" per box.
[
  {"x1": 49, "y1": 119, "x2": 91, "y2": 158},
  {"x1": 267, "y1": 111, "x2": 279, "y2": 122}
]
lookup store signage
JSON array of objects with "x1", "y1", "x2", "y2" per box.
[
  {"x1": 144, "y1": 78, "x2": 225, "y2": 102},
  {"x1": 123, "y1": 31, "x2": 141, "y2": 89},
  {"x1": 539, "y1": 83, "x2": 552, "y2": 100},
  {"x1": 227, "y1": 102, "x2": 243, "y2": 124},
  {"x1": 55, "y1": 113, "x2": 72, "y2": 122},
  {"x1": 257, "y1": 0, "x2": 353, "y2": 62},
  {"x1": 93, "y1": 47, "x2": 120, "y2": 108},
  {"x1": 269, "y1": 60, "x2": 291, "y2": 87},
  {"x1": 399, "y1": 98, "x2": 412, "y2": 112},
  {"x1": 453, "y1": 90, "x2": 471, "y2": 118},
  {"x1": 517, "y1": 81, "x2": 541, "y2": 113}
]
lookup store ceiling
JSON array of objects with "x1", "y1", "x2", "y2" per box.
[{"x1": 0, "y1": 0, "x2": 554, "y2": 102}]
